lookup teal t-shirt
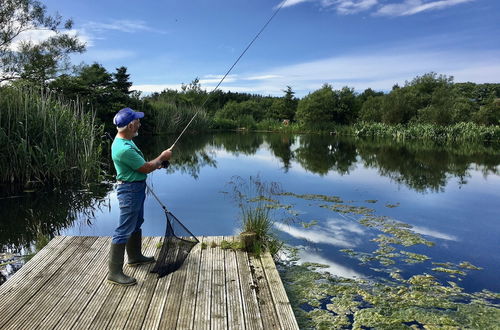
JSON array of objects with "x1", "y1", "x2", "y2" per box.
[{"x1": 111, "y1": 138, "x2": 147, "y2": 182}]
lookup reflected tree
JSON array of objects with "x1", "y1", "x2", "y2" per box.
[
  {"x1": 0, "y1": 183, "x2": 112, "y2": 250},
  {"x1": 265, "y1": 133, "x2": 295, "y2": 172},
  {"x1": 295, "y1": 135, "x2": 357, "y2": 175}
]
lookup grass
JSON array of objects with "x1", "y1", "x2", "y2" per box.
[
  {"x1": 0, "y1": 86, "x2": 103, "y2": 187},
  {"x1": 149, "y1": 98, "x2": 211, "y2": 135},
  {"x1": 351, "y1": 121, "x2": 500, "y2": 142},
  {"x1": 228, "y1": 176, "x2": 284, "y2": 257}
]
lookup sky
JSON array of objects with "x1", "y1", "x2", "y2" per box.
[{"x1": 32, "y1": 0, "x2": 500, "y2": 96}]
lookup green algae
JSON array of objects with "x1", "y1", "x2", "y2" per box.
[
  {"x1": 385, "y1": 202, "x2": 401, "y2": 208},
  {"x1": 300, "y1": 219, "x2": 319, "y2": 228},
  {"x1": 276, "y1": 189, "x2": 499, "y2": 329},
  {"x1": 459, "y1": 261, "x2": 482, "y2": 270},
  {"x1": 400, "y1": 251, "x2": 431, "y2": 264},
  {"x1": 432, "y1": 267, "x2": 467, "y2": 276},
  {"x1": 281, "y1": 260, "x2": 500, "y2": 329},
  {"x1": 279, "y1": 192, "x2": 343, "y2": 203},
  {"x1": 320, "y1": 203, "x2": 375, "y2": 216}
]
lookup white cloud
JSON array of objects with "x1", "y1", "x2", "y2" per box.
[
  {"x1": 411, "y1": 225, "x2": 458, "y2": 241},
  {"x1": 277, "y1": 0, "x2": 313, "y2": 9},
  {"x1": 376, "y1": 0, "x2": 473, "y2": 16},
  {"x1": 295, "y1": 248, "x2": 364, "y2": 278},
  {"x1": 325, "y1": 0, "x2": 379, "y2": 14},
  {"x1": 83, "y1": 20, "x2": 165, "y2": 34},
  {"x1": 274, "y1": 217, "x2": 366, "y2": 247},
  {"x1": 132, "y1": 46, "x2": 500, "y2": 97},
  {"x1": 280, "y1": 0, "x2": 472, "y2": 16},
  {"x1": 8, "y1": 29, "x2": 91, "y2": 51}
]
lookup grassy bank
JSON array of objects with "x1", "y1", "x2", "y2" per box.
[
  {"x1": 251, "y1": 120, "x2": 500, "y2": 142},
  {"x1": 0, "y1": 86, "x2": 103, "y2": 187}
]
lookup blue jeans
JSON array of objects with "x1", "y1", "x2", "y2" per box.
[{"x1": 113, "y1": 181, "x2": 146, "y2": 244}]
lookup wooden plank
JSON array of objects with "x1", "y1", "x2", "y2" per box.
[
  {"x1": 88, "y1": 236, "x2": 154, "y2": 329},
  {"x1": 106, "y1": 236, "x2": 161, "y2": 329},
  {"x1": 175, "y1": 235, "x2": 203, "y2": 329},
  {"x1": 248, "y1": 254, "x2": 281, "y2": 329},
  {"x1": 224, "y1": 235, "x2": 245, "y2": 330},
  {"x1": 2, "y1": 236, "x2": 100, "y2": 330},
  {"x1": 159, "y1": 236, "x2": 202, "y2": 329},
  {"x1": 122, "y1": 237, "x2": 163, "y2": 330},
  {"x1": 52, "y1": 239, "x2": 111, "y2": 330},
  {"x1": 210, "y1": 236, "x2": 228, "y2": 329},
  {"x1": 0, "y1": 236, "x2": 80, "y2": 328},
  {"x1": 260, "y1": 252, "x2": 299, "y2": 330},
  {"x1": 139, "y1": 237, "x2": 180, "y2": 330},
  {"x1": 235, "y1": 242, "x2": 264, "y2": 330},
  {"x1": 193, "y1": 236, "x2": 213, "y2": 330},
  {"x1": 0, "y1": 236, "x2": 67, "y2": 299},
  {"x1": 34, "y1": 237, "x2": 109, "y2": 329},
  {"x1": 0, "y1": 235, "x2": 297, "y2": 330}
]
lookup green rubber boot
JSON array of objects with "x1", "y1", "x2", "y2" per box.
[
  {"x1": 107, "y1": 243, "x2": 137, "y2": 286},
  {"x1": 126, "y1": 230, "x2": 155, "y2": 266}
]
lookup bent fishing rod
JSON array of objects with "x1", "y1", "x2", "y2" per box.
[{"x1": 166, "y1": 0, "x2": 288, "y2": 152}]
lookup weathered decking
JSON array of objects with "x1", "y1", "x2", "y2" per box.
[{"x1": 0, "y1": 236, "x2": 299, "y2": 329}]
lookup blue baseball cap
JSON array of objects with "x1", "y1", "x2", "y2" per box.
[{"x1": 113, "y1": 107, "x2": 144, "y2": 127}]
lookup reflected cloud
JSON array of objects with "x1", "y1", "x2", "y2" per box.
[
  {"x1": 411, "y1": 225, "x2": 458, "y2": 241},
  {"x1": 296, "y1": 247, "x2": 364, "y2": 279},
  {"x1": 274, "y1": 217, "x2": 366, "y2": 248}
]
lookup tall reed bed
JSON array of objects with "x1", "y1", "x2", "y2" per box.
[
  {"x1": 0, "y1": 86, "x2": 103, "y2": 186},
  {"x1": 351, "y1": 122, "x2": 500, "y2": 142},
  {"x1": 149, "y1": 99, "x2": 211, "y2": 135}
]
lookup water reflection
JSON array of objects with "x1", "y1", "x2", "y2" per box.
[
  {"x1": 0, "y1": 184, "x2": 111, "y2": 250},
  {"x1": 139, "y1": 132, "x2": 500, "y2": 193},
  {"x1": 1, "y1": 132, "x2": 499, "y2": 270}
]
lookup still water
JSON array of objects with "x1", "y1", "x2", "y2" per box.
[{"x1": 1, "y1": 132, "x2": 499, "y2": 293}]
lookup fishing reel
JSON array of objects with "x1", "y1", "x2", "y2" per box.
[{"x1": 161, "y1": 160, "x2": 170, "y2": 168}]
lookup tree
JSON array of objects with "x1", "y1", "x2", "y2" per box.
[
  {"x1": 1, "y1": 0, "x2": 85, "y2": 84},
  {"x1": 295, "y1": 84, "x2": 336, "y2": 126},
  {"x1": 112, "y1": 66, "x2": 133, "y2": 95},
  {"x1": 360, "y1": 96, "x2": 384, "y2": 122}
]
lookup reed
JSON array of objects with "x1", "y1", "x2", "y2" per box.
[
  {"x1": 0, "y1": 86, "x2": 103, "y2": 186},
  {"x1": 149, "y1": 98, "x2": 210, "y2": 135},
  {"x1": 228, "y1": 176, "x2": 284, "y2": 256},
  {"x1": 351, "y1": 122, "x2": 500, "y2": 142}
]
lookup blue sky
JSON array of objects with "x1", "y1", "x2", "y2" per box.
[{"x1": 39, "y1": 0, "x2": 499, "y2": 96}]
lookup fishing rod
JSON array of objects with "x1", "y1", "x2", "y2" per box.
[{"x1": 167, "y1": 0, "x2": 288, "y2": 151}]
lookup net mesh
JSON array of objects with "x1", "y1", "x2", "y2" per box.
[{"x1": 151, "y1": 210, "x2": 199, "y2": 277}]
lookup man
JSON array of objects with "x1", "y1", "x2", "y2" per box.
[{"x1": 108, "y1": 107, "x2": 172, "y2": 286}]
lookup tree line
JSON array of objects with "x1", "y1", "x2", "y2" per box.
[{"x1": 2, "y1": 1, "x2": 499, "y2": 136}]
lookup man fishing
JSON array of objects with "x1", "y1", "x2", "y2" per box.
[{"x1": 108, "y1": 107, "x2": 172, "y2": 286}]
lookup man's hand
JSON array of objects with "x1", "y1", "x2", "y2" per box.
[{"x1": 160, "y1": 149, "x2": 172, "y2": 161}]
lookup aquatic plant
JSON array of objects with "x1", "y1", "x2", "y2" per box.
[
  {"x1": 0, "y1": 86, "x2": 103, "y2": 187},
  {"x1": 275, "y1": 191, "x2": 500, "y2": 329},
  {"x1": 227, "y1": 176, "x2": 285, "y2": 256},
  {"x1": 148, "y1": 96, "x2": 210, "y2": 135},
  {"x1": 351, "y1": 122, "x2": 500, "y2": 142}
]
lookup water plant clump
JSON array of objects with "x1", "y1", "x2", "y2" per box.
[
  {"x1": 227, "y1": 176, "x2": 286, "y2": 257},
  {"x1": 275, "y1": 191, "x2": 500, "y2": 328}
]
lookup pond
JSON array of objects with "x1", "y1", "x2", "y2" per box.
[{"x1": 1, "y1": 132, "x2": 499, "y2": 297}]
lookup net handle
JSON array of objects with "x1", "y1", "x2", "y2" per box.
[{"x1": 146, "y1": 182, "x2": 168, "y2": 212}]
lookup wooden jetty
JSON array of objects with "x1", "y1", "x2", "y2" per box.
[{"x1": 0, "y1": 236, "x2": 299, "y2": 329}]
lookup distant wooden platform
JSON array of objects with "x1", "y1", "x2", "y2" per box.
[{"x1": 0, "y1": 236, "x2": 298, "y2": 329}]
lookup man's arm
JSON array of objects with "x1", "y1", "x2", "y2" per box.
[{"x1": 137, "y1": 149, "x2": 172, "y2": 174}]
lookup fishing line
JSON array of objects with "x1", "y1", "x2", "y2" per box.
[{"x1": 168, "y1": 0, "x2": 288, "y2": 150}]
